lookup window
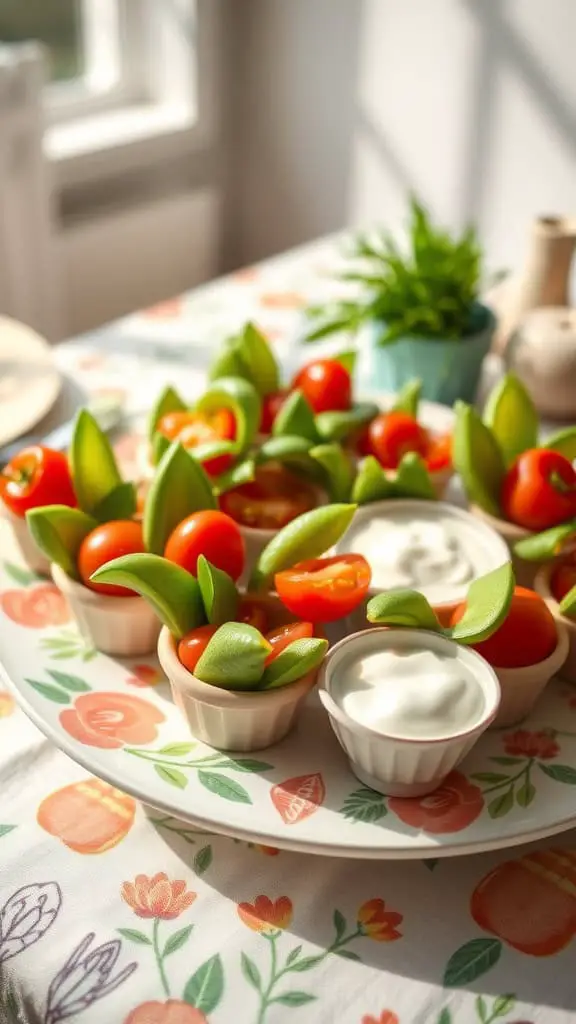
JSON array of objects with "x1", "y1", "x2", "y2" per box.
[{"x1": 0, "y1": 0, "x2": 83, "y2": 82}]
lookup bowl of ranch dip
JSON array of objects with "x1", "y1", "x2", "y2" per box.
[
  {"x1": 334, "y1": 499, "x2": 510, "y2": 630},
  {"x1": 319, "y1": 627, "x2": 500, "y2": 797}
]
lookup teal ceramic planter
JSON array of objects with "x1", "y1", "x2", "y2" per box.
[{"x1": 357, "y1": 302, "x2": 496, "y2": 406}]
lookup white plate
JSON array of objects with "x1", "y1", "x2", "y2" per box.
[
  {"x1": 3, "y1": 543, "x2": 576, "y2": 860},
  {"x1": 0, "y1": 318, "x2": 61, "y2": 447}
]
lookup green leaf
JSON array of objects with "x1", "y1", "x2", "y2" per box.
[
  {"x1": 143, "y1": 442, "x2": 216, "y2": 555},
  {"x1": 475, "y1": 995, "x2": 488, "y2": 1024},
  {"x1": 335, "y1": 949, "x2": 361, "y2": 962},
  {"x1": 483, "y1": 372, "x2": 538, "y2": 464},
  {"x1": 333, "y1": 909, "x2": 346, "y2": 941},
  {"x1": 448, "y1": 562, "x2": 514, "y2": 644},
  {"x1": 197, "y1": 771, "x2": 251, "y2": 803},
  {"x1": 25, "y1": 679, "x2": 70, "y2": 704},
  {"x1": 196, "y1": 376, "x2": 261, "y2": 453},
  {"x1": 183, "y1": 953, "x2": 225, "y2": 1013},
  {"x1": 214, "y1": 458, "x2": 255, "y2": 495},
  {"x1": 492, "y1": 994, "x2": 516, "y2": 1017},
  {"x1": 559, "y1": 584, "x2": 576, "y2": 619},
  {"x1": 488, "y1": 789, "x2": 514, "y2": 818},
  {"x1": 437, "y1": 1009, "x2": 452, "y2": 1024},
  {"x1": 289, "y1": 955, "x2": 323, "y2": 972},
  {"x1": 544, "y1": 426, "x2": 576, "y2": 461},
  {"x1": 332, "y1": 349, "x2": 356, "y2": 374},
  {"x1": 195, "y1": 622, "x2": 270, "y2": 689},
  {"x1": 351, "y1": 455, "x2": 395, "y2": 505},
  {"x1": 46, "y1": 670, "x2": 90, "y2": 692},
  {"x1": 515, "y1": 520, "x2": 576, "y2": 562},
  {"x1": 157, "y1": 742, "x2": 196, "y2": 755},
  {"x1": 250, "y1": 503, "x2": 357, "y2": 590},
  {"x1": 194, "y1": 845, "x2": 213, "y2": 875},
  {"x1": 539, "y1": 762, "x2": 576, "y2": 784},
  {"x1": 315, "y1": 402, "x2": 379, "y2": 442},
  {"x1": 92, "y1": 481, "x2": 137, "y2": 523},
  {"x1": 516, "y1": 781, "x2": 536, "y2": 807},
  {"x1": 151, "y1": 431, "x2": 171, "y2": 466},
  {"x1": 470, "y1": 772, "x2": 509, "y2": 784},
  {"x1": 490, "y1": 756, "x2": 522, "y2": 766},
  {"x1": 241, "y1": 952, "x2": 261, "y2": 991},
  {"x1": 340, "y1": 788, "x2": 387, "y2": 823},
  {"x1": 367, "y1": 589, "x2": 441, "y2": 630},
  {"x1": 3, "y1": 561, "x2": 39, "y2": 585},
  {"x1": 260, "y1": 637, "x2": 328, "y2": 689},
  {"x1": 213, "y1": 757, "x2": 273, "y2": 772},
  {"x1": 273, "y1": 389, "x2": 319, "y2": 443},
  {"x1": 91, "y1": 553, "x2": 204, "y2": 639},
  {"x1": 238, "y1": 322, "x2": 280, "y2": 395},
  {"x1": 197, "y1": 555, "x2": 239, "y2": 626},
  {"x1": 70, "y1": 408, "x2": 123, "y2": 515},
  {"x1": 0, "y1": 825, "x2": 16, "y2": 839},
  {"x1": 273, "y1": 992, "x2": 316, "y2": 1007},
  {"x1": 147, "y1": 385, "x2": 187, "y2": 442},
  {"x1": 164, "y1": 925, "x2": 193, "y2": 957},
  {"x1": 26, "y1": 506, "x2": 98, "y2": 580},
  {"x1": 443, "y1": 937, "x2": 502, "y2": 987},
  {"x1": 392, "y1": 452, "x2": 436, "y2": 500},
  {"x1": 117, "y1": 928, "x2": 152, "y2": 945},
  {"x1": 155, "y1": 764, "x2": 188, "y2": 789},
  {"x1": 452, "y1": 402, "x2": 505, "y2": 516},
  {"x1": 390, "y1": 378, "x2": 422, "y2": 416},
  {"x1": 423, "y1": 858, "x2": 438, "y2": 871},
  {"x1": 309, "y1": 443, "x2": 354, "y2": 501}
]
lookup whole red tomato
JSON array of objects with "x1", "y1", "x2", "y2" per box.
[
  {"x1": 158, "y1": 408, "x2": 236, "y2": 476},
  {"x1": 0, "y1": 446, "x2": 76, "y2": 518},
  {"x1": 551, "y1": 555, "x2": 576, "y2": 604},
  {"x1": 501, "y1": 448, "x2": 576, "y2": 531},
  {"x1": 450, "y1": 586, "x2": 557, "y2": 668},
  {"x1": 164, "y1": 509, "x2": 245, "y2": 581},
  {"x1": 178, "y1": 624, "x2": 218, "y2": 673},
  {"x1": 260, "y1": 391, "x2": 288, "y2": 434},
  {"x1": 78, "y1": 521, "x2": 145, "y2": 596},
  {"x1": 275, "y1": 554, "x2": 371, "y2": 622},
  {"x1": 291, "y1": 359, "x2": 351, "y2": 414},
  {"x1": 220, "y1": 464, "x2": 317, "y2": 530},
  {"x1": 367, "y1": 412, "x2": 429, "y2": 469}
]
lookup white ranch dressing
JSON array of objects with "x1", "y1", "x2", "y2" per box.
[{"x1": 334, "y1": 646, "x2": 485, "y2": 740}]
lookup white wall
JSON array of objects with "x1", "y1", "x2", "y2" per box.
[{"x1": 228, "y1": 0, "x2": 576, "y2": 276}]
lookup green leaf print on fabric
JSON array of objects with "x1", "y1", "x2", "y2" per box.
[{"x1": 443, "y1": 937, "x2": 503, "y2": 987}]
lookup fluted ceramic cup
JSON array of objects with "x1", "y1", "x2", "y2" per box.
[
  {"x1": 534, "y1": 562, "x2": 576, "y2": 685},
  {"x1": 488, "y1": 616, "x2": 569, "y2": 727},
  {"x1": 51, "y1": 564, "x2": 161, "y2": 657},
  {"x1": 1, "y1": 504, "x2": 50, "y2": 576},
  {"x1": 319, "y1": 627, "x2": 501, "y2": 798}
]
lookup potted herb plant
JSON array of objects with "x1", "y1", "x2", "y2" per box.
[{"x1": 306, "y1": 197, "x2": 495, "y2": 406}]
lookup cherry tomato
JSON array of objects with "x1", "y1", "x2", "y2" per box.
[
  {"x1": 264, "y1": 620, "x2": 314, "y2": 664},
  {"x1": 78, "y1": 520, "x2": 145, "y2": 596},
  {"x1": 178, "y1": 624, "x2": 218, "y2": 674},
  {"x1": 367, "y1": 412, "x2": 429, "y2": 470},
  {"x1": 237, "y1": 595, "x2": 269, "y2": 632},
  {"x1": 501, "y1": 448, "x2": 576, "y2": 531},
  {"x1": 450, "y1": 586, "x2": 557, "y2": 668},
  {"x1": 275, "y1": 554, "x2": 371, "y2": 622},
  {"x1": 158, "y1": 408, "x2": 236, "y2": 476},
  {"x1": 164, "y1": 509, "x2": 245, "y2": 581},
  {"x1": 551, "y1": 555, "x2": 576, "y2": 604},
  {"x1": 260, "y1": 390, "x2": 288, "y2": 434},
  {"x1": 220, "y1": 463, "x2": 317, "y2": 530},
  {"x1": 292, "y1": 359, "x2": 351, "y2": 414},
  {"x1": 426, "y1": 433, "x2": 452, "y2": 473},
  {"x1": 0, "y1": 446, "x2": 76, "y2": 518}
]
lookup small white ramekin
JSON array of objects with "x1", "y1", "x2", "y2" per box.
[
  {"x1": 469, "y1": 504, "x2": 536, "y2": 588},
  {"x1": 1, "y1": 504, "x2": 50, "y2": 576},
  {"x1": 158, "y1": 626, "x2": 319, "y2": 751},
  {"x1": 488, "y1": 615, "x2": 569, "y2": 727},
  {"x1": 533, "y1": 561, "x2": 576, "y2": 685},
  {"x1": 334, "y1": 498, "x2": 510, "y2": 633},
  {"x1": 318, "y1": 627, "x2": 501, "y2": 798},
  {"x1": 51, "y1": 564, "x2": 160, "y2": 657}
]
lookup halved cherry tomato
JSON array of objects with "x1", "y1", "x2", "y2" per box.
[
  {"x1": 164, "y1": 509, "x2": 245, "y2": 581},
  {"x1": 501, "y1": 448, "x2": 576, "y2": 531},
  {"x1": 260, "y1": 390, "x2": 288, "y2": 434},
  {"x1": 264, "y1": 620, "x2": 314, "y2": 664},
  {"x1": 425, "y1": 433, "x2": 452, "y2": 473},
  {"x1": 367, "y1": 412, "x2": 429, "y2": 470},
  {"x1": 237, "y1": 595, "x2": 269, "y2": 632},
  {"x1": 275, "y1": 554, "x2": 371, "y2": 622},
  {"x1": 220, "y1": 463, "x2": 317, "y2": 530},
  {"x1": 158, "y1": 408, "x2": 236, "y2": 476},
  {"x1": 178, "y1": 624, "x2": 218, "y2": 674},
  {"x1": 551, "y1": 555, "x2": 576, "y2": 604},
  {"x1": 292, "y1": 359, "x2": 351, "y2": 414},
  {"x1": 450, "y1": 586, "x2": 557, "y2": 668},
  {"x1": 79, "y1": 520, "x2": 145, "y2": 596},
  {"x1": 0, "y1": 446, "x2": 76, "y2": 518}
]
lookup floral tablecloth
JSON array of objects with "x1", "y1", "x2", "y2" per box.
[{"x1": 2, "y1": 237, "x2": 576, "y2": 1024}]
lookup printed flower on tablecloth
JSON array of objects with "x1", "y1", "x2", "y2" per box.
[
  {"x1": 119, "y1": 873, "x2": 197, "y2": 999},
  {"x1": 1, "y1": 584, "x2": 70, "y2": 628},
  {"x1": 0, "y1": 881, "x2": 62, "y2": 963},
  {"x1": 361, "y1": 1012, "x2": 399, "y2": 1024},
  {"x1": 37, "y1": 779, "x2": 136, "y2": 854},
  {"x1": 357, "y1": 899, "x2": 403, "y2": 942},
  {"x1": 45, "y1": 931, "x2": 137, "y2": 1023},
  {"x1": 503, "y1": 730, "x2": 559, "y2": 760},
  {"x1": 60, "y1": 692, "x2": 164, "y2": 749},
  {"x1": 125, "y1": 1002, "x2": 207, "y2": 1024},
  {"x1": 143, "y1": 297, "x2": 184, "y2": 320},
  {"x1": 388, "y1": 771, "x2": 484, "y2": 834},
  {"x1": 259, "y1": 291, "x2": 305, "y2": 308},
  {"x1": 126, "y1": 664, "x2": 163, "y2": 688},
  {"x1": 238, "y1": 895, "x2": 293, "y2": 935},
  {"x1": 0, "y1": 691, "x2": 15, "y2": 717}
]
